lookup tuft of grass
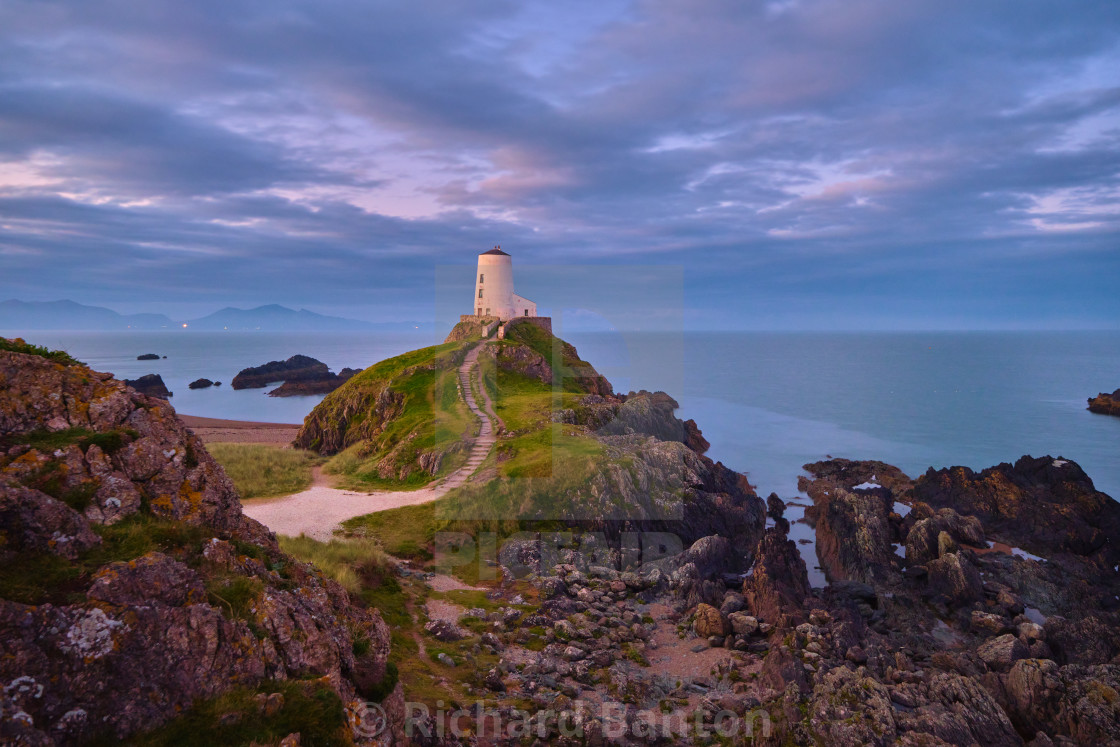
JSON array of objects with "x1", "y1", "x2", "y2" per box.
[
  {"x1": 0, "y1": 337, "x2": 83, "y2": 366},
  {"x1": 206, "y1": 576, "x2": 264, "y2": 621},
  {"x1": 0, "y1": 427, "x2": 138, "y2": 454},
  {"x1": 277, "y1": 536, "x2": 387, "y2": 592},
  {"x1": 0, "y1": 513, "x2": 211, "y2": 605},
  {"x1": 114, "y1": 680, "x2": 349, "y2": 747},
  {"x1": 208, "y1": 443, "x2": 323, "y2": 500}
]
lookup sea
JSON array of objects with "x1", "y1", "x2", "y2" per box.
[{"x1": 7, "y1": 329, "x2": 1119, "y2": 503}]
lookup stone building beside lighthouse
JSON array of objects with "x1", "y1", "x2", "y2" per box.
[{"x1": 473, "y1": 247, "x2": 537, "y2": 320}]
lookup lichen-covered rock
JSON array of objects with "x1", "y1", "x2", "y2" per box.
[
  {"x1": 926, "y1": 552, "x2": 983, "y2": 606},
  {"x1": 906, "y1": 507, "x2": 986, "y2": 565},
  {"x1": 977, "y1": 634, "x2": 1029, "y2": 672},
  {"x1": 806, "y1": 667, "x2": 897, "y2": 746},
  {"x1": 692, "y1": 603, "x2": 727, "y2": 637},
  {"x1": 0, "y1": 478, "x2": 100, "y2": 559},
  {"x1": 87, "y1": 552, "x2": 206, "y2": 607},
  {"x1": 913, "y1": 455, "x2": 1120, "y2": 565},
  {"x1": 0, "y1": 344, "x2": 403, "y2": 745},
  {"x1": 424, "y1": 619, "x2": 468, "y2": 642}
]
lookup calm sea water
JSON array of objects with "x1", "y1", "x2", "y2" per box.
[
  {"x1": 569, "y1": 331, "x2": 1120, "y2": 501},
  {"x1": 7, "y1": 329, "x2": 1119, "y2": 500}
]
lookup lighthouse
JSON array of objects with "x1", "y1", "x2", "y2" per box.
[{"x1": 473, "y1": 247, "x2": 536, "y2": 321}]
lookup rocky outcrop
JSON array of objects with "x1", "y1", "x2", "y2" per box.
[
  {"x1": 743, "y1": 525, "x2": 812, "y2": 626},
  {"x1": 295, "y1": 344, "x2": 470, "y2": 457},
  {"x1": 123, "y1": 373, "x2": 171, "y2": 398},
  {"x1": 231, "y1": 354, "x2": 329, "y2": 389},
  {"x1": 1088, "y1": 388, "x2": 1120, "y2": 416},
  {"x1": 557, "y1": 390, "x2": 710, "y2": 454},
  {"x1": 799, "y1": 458, "x2": 915, "y2": 586},
  {"x1": 0, "y1": 343, "x2": 402, "y2": 744},
  {"x1": 188, "y1": 377, "x2": 215, "y2": 389},
  {"x1": 229, "y1": 354, "x2": 358, "y2": 396},
  {"x1": 496, "y1": 321, "x2": 613, "y2": 397},
  {"x1": 552, "y1": 433, "x2": 765, "y2": 553},
  {"x1": 913, "y1": 455, "x2": 1120, "y2": 566},
  {"x1": 136, "y1": 353, "x2": 160, "y2": 361}
]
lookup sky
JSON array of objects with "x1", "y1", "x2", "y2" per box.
[{"x1": 1, "y1": 0, "x2": 1118, "y2": 330}]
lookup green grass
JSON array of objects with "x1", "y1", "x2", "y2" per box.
[
  {"x1": 115, "y1": 680, "x2": 350, "y2": 747},
  {"x1": 501, "y1": 321, "x2": 603, "y2": 394},
  {"x1": 0, "y1": 336, "x2": 83, "y2": 366},
  {"x1": 323, "y1": 348, "x2": 477, "y2": 491},
  {"x1": 277, "y1": 535, "x2": 389, "y2": 593},
  {"x1": 208, "y1": 443, "x2": 323, "y2": 499},
  {"x1": 481, "y1": 366, "x2": 602, "y2": 479},
  {"x1": 339, "y1": 503, "x2": 437, "y2": 560},
  {"x1": 206, "y1": 576, "x2": 264, "y2": 621},
  {"x1": 278, "y1": 536, "x2": 410, "y2": 627}
]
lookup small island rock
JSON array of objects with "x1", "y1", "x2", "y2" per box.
[
  {"x1": 188, "y1": 378, "x2": 215, "y2": 390},
  {"x1": 123, "y1": 373, "x2": 171, "y2": 398},
  {"x1": 231, "y1": 354, "x2": 330, "y2": 390},
  {"x1": 1088, "y1": 388, "x2": 1120, "y2": 416},
  {"x1": 136, "y1": 353, "x2": 160, "y2": 360},
  {"x1": 267, "y1": 367, "x2": 359, "y2": 397}
]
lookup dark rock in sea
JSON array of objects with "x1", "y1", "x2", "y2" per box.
[
  {"x1": 231, "y1": 354, "x2": 330, "y2": 390},
  {"x1": 912, "y1": 455, "x2": 1120, "y2": 565},
  {"x1": 123, "y1": 373, "x2": 171, "y2": 398},
  {"x1": 766, "y1": 492, "x2": 785, "y2": 520},
  {"x1": 801, "y1": 459, "x2": 902, "y2": 586},
  {"x1": 0, "y1": 343, "x2": 404, "y2": 743},
  {"x1": 136, "y1": 353, "x2": 160, "y2": 360},
  {"x1": 1088, "y1": 388, "x2": 1120, "y2": 416},
  {"x1": 232, "y1": 355, "x2": 359, "y2": 397},
  {"x1": 267, "y1": 367, "x2": 359, "y2": 397},
  {"x1": 188, "y1": 377, "x2": 214, "y2": 389}
]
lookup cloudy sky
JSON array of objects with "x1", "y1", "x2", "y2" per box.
[{"x1": 1, "y1": 0, "x2": 1118, "y2": 329}]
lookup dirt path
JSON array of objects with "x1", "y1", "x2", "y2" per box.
[{"x1": 243, "y1": 342, "x2": 497, "y2": 540}]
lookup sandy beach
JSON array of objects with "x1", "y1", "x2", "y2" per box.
[{"x1": 180, "y1": 414, "x2": 301, "y2": 445}]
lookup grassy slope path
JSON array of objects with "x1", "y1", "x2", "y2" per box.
[{"x1": 243, "y1": 342, "x2": 498, "y2": 540}]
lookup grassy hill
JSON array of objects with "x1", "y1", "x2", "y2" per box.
[
  {"x1": 296, "y1": 319, "x2": 762, "y2": 577},
  {"x1": 295, "y1": 318, "x2": 612, "y2": 491}
]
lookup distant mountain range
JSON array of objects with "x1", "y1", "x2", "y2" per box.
[
  {"x1": 0, "y1": 300, "x2": 429, "y2": 332},
  {"x1": 187, "y1": 304, "x2": 382, "y2": 331}
]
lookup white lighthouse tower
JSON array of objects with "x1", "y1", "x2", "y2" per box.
[{"x1": 473, "y1": 247, "x2": 536, "y2": 320}]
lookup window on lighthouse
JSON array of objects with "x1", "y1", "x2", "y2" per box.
[
  {"x1": 478, "y1": 289, "x2": 483, "y2": 298},
  {"x1": 479, "y1": 273, "x2": 484, "y2": 283}
]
